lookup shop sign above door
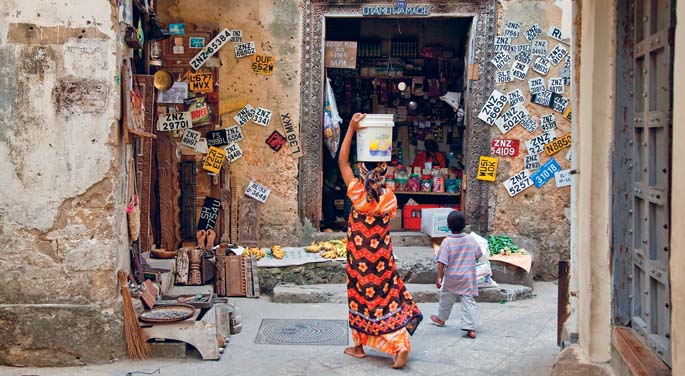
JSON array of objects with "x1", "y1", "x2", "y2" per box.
[{"x1": 361, "y1": 5, "x2": 430, "y2": 16}]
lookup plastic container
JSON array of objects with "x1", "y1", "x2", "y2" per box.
[
  {"x1": 402, "y1": 204, "x2": 441, "y2": 231},
  {"x1": 408, "y1": 174, "x2": 421, "y2": 192},
  {"x1": 395, "y1": 167, "x2": 408, "y2": 191},
  {"x1": 433, "y1": 173, "x2": 445, "y2": 193},
  {"x1": 356, "y1": 114, "x2": 394, "y2": 161},
  {"x1": 421, "y1": 208, "x2": 455, "y2": 238},
  {"x1": 421, "y1": 174, "x2": 433, "y2": 192},
  {"x1": 385, "y1": 174, "x2": 396, "y2": 192}
]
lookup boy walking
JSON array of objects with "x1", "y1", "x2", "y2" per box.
[{"x1": 430, "y1": 210, "x2": 482, "y2": 338}]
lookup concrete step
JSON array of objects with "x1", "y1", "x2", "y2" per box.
[{"x1": 272, "y1": 283, "x2": 532, "y2": 304}]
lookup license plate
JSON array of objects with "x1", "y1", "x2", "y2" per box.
[
  {"x1": 202, "y1": 146, "x2": 227, "y2": 174},
  {"x1": 491, "y1": 138, "x2": 520, "y2": 157},
  {"x1": 251, "y1": 54, "x2": 275, "y2": 75},
  {"x1": 477, "y1": 156, "x2": 499, "y2": 182},
  {"x1": 477, "y1": 90, "x2": 507, "y2": 125},
  {"x1": 530, "y1": 158, "x2": 562, "y2": 188},
  {"x1": 544, "y1": 133, "x2": 572, "y2": 156},
  {"x1": 495, "y1": 104, "x2": 528, "y2": 134},
  {"x1": 525, "y1": 129, "x2": 558, "y2": 155},
  {"x1": 157, "y1": 112, "x2": 192, "y2": 131},
  {"x1": 189, "y1": 71, "x2": 213, "y2": 93},
  {"x1": 190, "y1": 29, "x2": 231, "y2": 71},
  {"x1": 503, "y1": 170, "x2": 534, "y2": 197}
]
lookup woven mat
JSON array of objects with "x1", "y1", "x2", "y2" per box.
[{"x1": 254, "y1": 319, "x2": 349, "y2": 346}]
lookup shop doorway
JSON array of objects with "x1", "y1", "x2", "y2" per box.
[{"x1": 320, "y1": 17, "x2": 473, "y2": 232}]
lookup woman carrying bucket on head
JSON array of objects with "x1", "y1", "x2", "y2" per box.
[{"x1": 338, "y1": 112, "x2": 423, "y2": 369}]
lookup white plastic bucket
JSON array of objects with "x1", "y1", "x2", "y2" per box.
[{"x1": 356, "y1": 114, "x2": 394, "y2": 162}]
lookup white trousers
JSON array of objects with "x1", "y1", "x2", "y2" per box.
[{"x1": 436, "y1": 291, "x2": 477, "y2": 331}]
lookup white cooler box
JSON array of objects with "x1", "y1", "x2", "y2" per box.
[{"x1": 420, "y1": 208, "x2": 455, "y2": 238}]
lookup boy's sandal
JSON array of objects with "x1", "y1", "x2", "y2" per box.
[{"x1": 466, "y1": 330, "x2": 477, "y2": 339}]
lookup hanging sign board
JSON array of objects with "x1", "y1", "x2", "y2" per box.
[
  {"x1": 202, "y1": 146, "x2": 227, "y2": 174},
  {"x1": 544, "y1": 133, "x2": 572, "y2": 156},
  {"x1": 547, "y1": 44, "x2": 569, "y2": 66},
  {"x1": 548, "y1": 26, "x2": 564, "y2": 42},
  {"x1": 225, "y1": 125, "x2": 244, "y2": 144},
  {"x1": 503, "y1": 169, "x2": 534, "y2": 197},
  {"x1": 197, "y1": 197, "x2": 221, "y2": 231},
  {"x1": 188, "y1": 71, "x2": 213, "y2": 93},
  {"x1": 234, "y1": 42, "x2": 256, "y2": 58},
  {"x1": 555, "y1": 169, "x2": 572, "y2": 187},
  {"x1": 251, "y1": 54, "x2": 275, "y2": 75},
  {"x1": 540, "y1": 114, "x2": 557, "y2": 131},
  {"x1": 491, "y1": 139, "x2": 520, "y2": 157},
  {"x1": 478, "y1": 89, "x2": 508, "y2": 125},
  {"x1": 520, "y1": 117, "x2": 539, "y2": 133},
  {"x1": 503, "y1": 21, "x2": 521, "y2": 38},
  {"x1": 157, "y1": 111, "x2": 192, "y2": 131},
  {"x1": 507, "y1": 89, "x2": 526, "y2": 107},
  {"x1": 181, "y1": 129, "x2": 201, "y2": 149},
  {"x1": 252, "y1": 107, "x2": 274, "y2": 127},
  {"x1": 524, "y1": 24, "x2": 543, "y2": 41},
  {"x1": 524, "y1": 154, "x2": 541, "y2": 170},
  {"x1": 495, "y1": 104, "x2": 529, "y2": 135},
  {"x1": 553, "y1": 96, "x2": 570, "y2": 113},
  {"x1": 280, "y1": 112, "x2": 304, "y2": 157},
  {"x1": 361, "y1": 5, "x2": 430, "y2": 16},
  {"x1": 245, "y1": 180, "x2": 272, "y2": 203},
  {"x1": 206, "y1": 129, "x2": 230, "y2": 148},
  {"x1": 190, "y1": 28, "x2": 231, "y2": 71},
  {"x1": 491, "y1": 52, "x2": 511, "y2": 70},
  {"x1": 234, "y1": 104, "x2": 256, "y2": 126},
  {"x1": 530, "y1": 158, "x2": 562, "y2": 188},
  {"x1": 477, "y1": 156, "x2": 499, "y2": 182},
  {"x1": 324, "y1": 41, "x2": 358, "y2": 69},
  {"x1": 225, "y1": 143, "x2": 243, "y2": 163},
  {"x1": 531, "y1": 40, "x2": 548, "y2": 56},
  {"x1": 525, "y1": 129, "x2": 558, "y2": 155},
  {"x1": 266, "y1": 130, "x2": 287, "y2": 152}
]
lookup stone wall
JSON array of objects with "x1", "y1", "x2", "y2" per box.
[
  {"x1": 0, "y1": 0, "x2": 126, "y2": 366},
  {"x1": 157, "y1": 0, "x2": 304, "y2": 246},
  {"x1": 488, "y1": 0, "x2": 571, "y2": 280}
]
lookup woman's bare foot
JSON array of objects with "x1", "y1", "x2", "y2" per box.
[
  {"x1": 466, "y1": 330, "x2": 477, "y2": 339},
  {"x1": 392, "y1": 349, "x2": 409, "y2": 369},
  {"x1": 344, "y1": 345, "x2": 366, "y2": 358}
]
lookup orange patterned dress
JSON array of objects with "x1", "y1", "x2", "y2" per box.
[{"x1": 346, "y1": 178, "x2": 423, "y2": 355}]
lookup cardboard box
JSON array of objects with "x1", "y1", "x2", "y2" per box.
[
  {"x1": 420, "y1": 208, "x2": 454, "y2": 238},
  {"x1": 389, "y1": 215, "x2": 402, "y2": 231}
]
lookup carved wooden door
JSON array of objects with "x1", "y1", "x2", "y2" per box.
[{"x1": 631, "y1": 0, "x2": 674, "y2": 365}]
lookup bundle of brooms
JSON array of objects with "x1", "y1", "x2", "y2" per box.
[{"x1": 118, "y1": 271, "x2": 151, "y2": 359}]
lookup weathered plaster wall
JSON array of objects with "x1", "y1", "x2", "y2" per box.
[
  {"x1": 0, "y1": 0, "x2": 126, "y2": 366},
  {"x1": 669, "y1": 0, "x2": 685, "y2": 372},
  {"x1": 489, "y1": 0, "x2": 571, "y2": 280},
  {"x1": 158, "y1": 0, "x2": 303, "y2": 246}
]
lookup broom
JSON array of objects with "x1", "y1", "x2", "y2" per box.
[{"x1": 118, "y1": 270, "x2": 151, "y2": 360}]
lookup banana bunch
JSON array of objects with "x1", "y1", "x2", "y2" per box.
[
  {"x1": 243, "y1": 247, "x2": 266, "y2": 260},
  {"x1": 304, "y1": 243, "x2": 322, "y2": 253},
  {"x1": 321, "y1": 248, "x2": 339, "y2": 259},
  {"x1": 271, "y1": 246, "x2": 286, "y2": 259},
  {"x1": 305, "y1": 239, "x2": 347, "y2": 259}
]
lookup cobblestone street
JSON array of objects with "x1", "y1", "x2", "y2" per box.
[{"x1": 1, "y1": 283, "x2": 558, "y2": 376}]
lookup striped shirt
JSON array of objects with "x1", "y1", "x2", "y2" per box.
[
  {"x1": 347, "y1": 178, "x2": 397, "y2": 217},
  {"x1": 436, "y1": 233, "x2": 483, "y2": 295}
]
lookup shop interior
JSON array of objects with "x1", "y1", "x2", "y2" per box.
[{"x1": 321, "y1": 17, "x2": 473, "y2": 232}]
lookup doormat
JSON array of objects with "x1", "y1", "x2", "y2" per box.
[{"x1": 254, "y1": 319, "x2": 349, "y2": 346}]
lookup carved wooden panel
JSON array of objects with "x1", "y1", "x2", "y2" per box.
[
  {"x1": 238, "y1": 198, "x2": 260, "y2": 247},
  {"x1": 134, "y1": 75, "x2": 155, "y2": 252},
  {"x1": 180, "y1": 160, "x2": 197, "y2": 240},
  {"x1": 157, "y1": 134, "x2": 181, "y2": 250}
]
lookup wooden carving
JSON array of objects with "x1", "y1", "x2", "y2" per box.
[
  {"x1": 215, "y1": 245, "x2": 226, "y2": 296},
  {"x1": 180, "y1": 160, "x2": 197, "y2": 240},
  {"x1": 220, "y1": 167, "x2": 231, "y2": 243},
  {"x1": 156, "y1": 133, "x2": 181, "y2": 250},
  {"x1": 230, "y1": 176, "x2": 239, "y2": 243},
  {"x1": 175, "y1": 248, "x2": 189, "y2": 285},
  {"x1": 238, "y1": 198, "x2": 260, "y2": 247},
  {"x1": 134, "y1": 75, "x2": 155, "y2": 253}
]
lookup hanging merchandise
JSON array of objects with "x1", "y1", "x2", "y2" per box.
[
  {"x1": 126, "y1": 158, "x2": 141, "y2": 242},
  {"x1": 323, "y1": 77, "x2": 342, "y2": 158}
]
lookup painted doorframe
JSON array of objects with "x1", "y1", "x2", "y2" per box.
[{"x1": 298, "y1": 0, "x2": 498, "y2": 233}]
